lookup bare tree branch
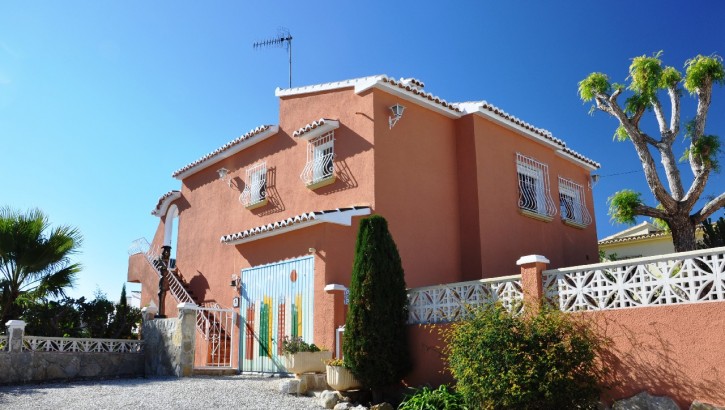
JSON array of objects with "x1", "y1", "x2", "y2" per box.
[
  {"x1": 691, "y1": 78, "x2": 713, "y2": 175},
  {"x1": 667, "y1": 86, "x2": 680, "y2": 139},
  {"x1": 683, "y1": 166, "x2": 712, "y2": 211},
  {"x1": 633, "y1": 204, "x2": 668, "y2": 220},
  {"x1": 658, "y1": 143, "x2": 685, "y2": 200},
  {"x1": 692, "y1": 192, "x2": 725, "y2": 224},
  {"x1": 651, "y1": 96, "x2": 669, "y2": 139}
]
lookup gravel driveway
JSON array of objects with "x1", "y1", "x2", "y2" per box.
[{"x1": 0, "y1": 375, "x2": 323, "y2": 409}]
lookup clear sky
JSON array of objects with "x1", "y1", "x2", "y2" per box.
[{"x1": 1, "y1": 1, "x2": 724, "y2": 301}]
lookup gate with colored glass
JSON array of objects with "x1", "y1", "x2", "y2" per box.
[{"x1": 239, "y1": 256, "x2": 315, "y2": 373}]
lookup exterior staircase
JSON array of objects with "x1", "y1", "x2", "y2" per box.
[{"x1": 129, "y1": 238, "x2": 233, "y2": 368}]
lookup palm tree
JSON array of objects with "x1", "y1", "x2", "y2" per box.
[{"x1": 0, "y1": 207, "x2": 82, "y2": 325}]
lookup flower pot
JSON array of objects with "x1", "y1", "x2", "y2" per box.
[
  {"x1": 326, "y1": 365, "x2": 363, "y2": 391},
  {"x1": 283, "y1": 351, "x2": 332, "y2": 374}
]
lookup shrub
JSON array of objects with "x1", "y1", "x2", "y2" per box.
[
  {"x1": 443, "y1": 304, "x2": 602, "y2": 409},
  {"x1": 281, "y1": 336, "x2": 321, "y2": 354},
  {"x1": 398, "y1": 385, "x2": 467, "y2": 410},
  {"x1": 344, "y1": 215, "x2": 411, "y2": 402}
]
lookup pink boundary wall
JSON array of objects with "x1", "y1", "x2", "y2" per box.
[{"x1": 405, "y1": 254, "x2": 725, "y2": 408}]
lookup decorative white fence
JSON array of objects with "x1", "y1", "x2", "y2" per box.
[
  {"x1": 544, "y1": 246, "x2": 725, "y2": 312},
  {"x1": 22, "y1": 336, "x2": 143, "y2": 353},
  {"x1": 407, "y1": 275, "x2": 523, "y2": 324}
]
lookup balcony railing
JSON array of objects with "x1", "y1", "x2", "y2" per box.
[{"x1": 300, "y1": 152, "x2": 334, "y2": 186}]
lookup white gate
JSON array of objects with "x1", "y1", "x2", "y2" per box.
[
  {"x1": 239, "y1": 256, "x2": 315, "y2": 373},
  {"x1": 192, "y1": 305, "x2": 235, "y2": 369}
]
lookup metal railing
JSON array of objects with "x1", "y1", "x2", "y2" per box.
[
  {"x1": 407, "y1": 275, "x2": 524, "y2": 324},
  {"x1": 240, "y1": 162, "x2": 267, "y2": 207},
  {"x1": 516, "y1": 153, "x2": 557, "y2": 218},
  {"x1": 22, "y1": 336, "x2": 143, "y2": 353},
  {"x1": 128, "y1": 238, "x2": 196, "y2": 306},
  {"x1": 300, "y1": 152, "x2": 334, "y2": 185},
  {"x1": 544, "y1": 246, "x2": 725, "y2": 312},
  {"x1": 190, "y1": 305, "x2": 235, "y2": 368}
]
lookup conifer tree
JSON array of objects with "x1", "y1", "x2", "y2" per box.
[{"x1": 343, "y1": 215, "x2": 411, "y2": 403}]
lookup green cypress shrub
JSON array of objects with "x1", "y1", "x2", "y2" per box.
[{"x1": 343, "y1": 215, "x2": 411, "y2": 398}]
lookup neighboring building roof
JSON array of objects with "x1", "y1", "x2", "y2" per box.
[
  {"x1": 598, "y1": 230, "x2": 670, "y2": 246},
  {"x1": 276, "y1": 75, "x2": 599, "y2": 170},
  {"x1": 598, "y1": 222, "x2": 664, "y2": 244},
  {"x1": 220, "y1": 206, "x2": 371, "y2": 245},
  {"x1": 172, "y1": 125, "x2": 279, "y2": 180},
  {"x1": 151, "y1": 190, "x2": 182, "y2": 217}
]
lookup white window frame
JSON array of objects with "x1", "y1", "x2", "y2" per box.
[
  {"x1": 516, "y1": 153, "x2": 556, "y2": 220},
  {"x1": 239, "y1": 161, "x2": 267, "y2": 209},
  {"x1": 300, "y1": 131, "x2": 335, "y2": 187},
  {"x1": 558, "y1": 176, "x2": 592, "y2": 227}
]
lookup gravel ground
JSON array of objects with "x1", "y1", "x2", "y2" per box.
[{"x1": 0, "y1": 375, "x2": 323, "y2": 409}]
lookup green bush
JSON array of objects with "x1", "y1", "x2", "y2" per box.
[
  {"x1": 281, "y1": 336, "x2": 321, "y2": 354},
  {"x1": 398, "y1": 385, "x2": 467, "y2": 410},
  {"x1": 344, "y1": 215, "x2": 411, "y2": 401},
  {"x1": 444, "y1": 304, "x2": 601, "y2": 409}
]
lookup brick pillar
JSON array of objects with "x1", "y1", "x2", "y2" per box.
[
  {"x1": 516, "y1": 255, "x2": 549, "y2": 314},
  {"x1": 177, "y1": 303, "x2": 197, "y2": 377},
  {"x1": 5, "y1": 320, "x2": 26, "y2": 352}
]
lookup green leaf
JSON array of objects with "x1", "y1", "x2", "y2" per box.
[
  {"x1": 608, "y1": 190, "x2": 643, "y2": 225},
  {"x1": 684, "y1": 54, "x2": 725, "y2": 94}
]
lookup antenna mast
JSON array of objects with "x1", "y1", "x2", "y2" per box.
[{"x1": 253, "y1": 28, "x2": 293, "y2": 88}]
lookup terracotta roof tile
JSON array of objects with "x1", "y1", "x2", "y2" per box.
[
  {"x1": 151, "y1": 190, "x2": 181, "y2": 217},
  {"x1": 220, "y1": 206, "x2": 371, "y2": 244},
  {"x1": 172, "y1": 125, "x2": 276, "y2": 179},
  {"x1": 292, "y1": 118, "x2": 337, "y2": 138}
]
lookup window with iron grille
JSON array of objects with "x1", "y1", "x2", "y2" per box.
[
  {"x1": 516, "y1": 153, "x2": 556, "y2": 220},
  {"x1": 300, "y1": 131, "x2": 335, "y2": 186},
  {"x1": 558, "y1": 177, "x2": 592, "y2": 227},
  {"x1": 240, "y1": 162, "x2": 267, "y2": 208}
]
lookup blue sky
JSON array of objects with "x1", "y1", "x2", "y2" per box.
[{"x1": 1, "y1": 1, "x2": 724, "y2": 300}]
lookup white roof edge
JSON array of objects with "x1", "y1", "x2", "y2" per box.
[
  {"x1": 295, "y1": 120, "x2": 340, "y2": 140},
  {"x1": 275, "y1": 75, "x2": 385, "y2": 97},
  {"x1": 173, "y1": 125, "x2": 279, "y2": 180},
  {"x1": 554, "y1": 149, "x2": 600, "y2": 171},
  {"x1": 472, "y1": 108, "x2": 562, "y2": 150},
  {"x1": 358, "y1": 81, "x2": 462, "y2": 119},
  {"x1": 221, "y1": 207, "x2": 371, "y2": 245},
  {"x1": 151, "y1": 191, "x2": 182, "y2": 217}
]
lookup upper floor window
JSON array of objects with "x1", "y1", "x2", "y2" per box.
[
  {"x1": 240, "y1": 161, "x2": 267, "y2": 209},
  {"x1": 300, "y1": 131, "x2": 335, "y2": 188},
  {"x1": 516, "y1": 153, "x2": 556, "y2": 221},
  {"x1": 558, "y1": 177, "x2": 592, "y2": 227}
]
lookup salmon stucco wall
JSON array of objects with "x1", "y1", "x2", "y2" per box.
[
  {"x1": 373, "y1": 90, "x2": 462, "y2": 289},
  {"x1": 469, "y1": 114, "x2": 598, "y2": 278}
]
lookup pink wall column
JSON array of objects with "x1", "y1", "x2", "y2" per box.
[{"x1": 516, "y1": 254, "x2": 549, "y2": 312}]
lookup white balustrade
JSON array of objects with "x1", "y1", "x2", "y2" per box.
[
  {"x1": 22, "y1": 336, "x2": 143, "y2": 353},
  {"x1": 407, "y1": 275, "x2": 523, "y2": 324},
  {"x1": 544, "y1": 246, "x2": 725, "y2": 312}
]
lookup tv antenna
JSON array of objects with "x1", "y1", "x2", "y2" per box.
[{"x1": 253, "y1": 28, "x2": 293, "y2": 88}]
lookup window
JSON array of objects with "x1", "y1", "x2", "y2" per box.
[
  {"x1": 240, "y1": 162, "x2": 267, "y2": 208},
  {"x1": 558, "y1": 177, "x2": 592, "y2": 227},
  {"x1": 516, "y1": 153, "x2": 556, "y2": 220},
  {"x1": 300, "y1": 131, "x2": 335, "y2": 187}
]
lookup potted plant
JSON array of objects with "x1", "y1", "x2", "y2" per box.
[
  {"x1": 325, "y1": 358, "x2": 363, "y2": 391},
  {"x1": 281, "y1": 336, "x2": 331, "y2": 374}
]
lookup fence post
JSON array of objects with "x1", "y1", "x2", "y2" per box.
[
  {"x1": 177, "y1": 303, "x2": 196, "y2": 376},
  {"x1": 516, "y1": 255, "x2": 549, "y2": 313},
  {"x1": 5, "y1": 320, "x2": 26, "y2": 352}
]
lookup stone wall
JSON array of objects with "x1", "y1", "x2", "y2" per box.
[
  {"x1": 0, "y1": 320, "x2": 144, "y2": 384},
  {"x1": 142, "y1": 303, "x2": 196, "y2": 377},
  {"x1": 0, "y1": 351, "x2": 144, "y2": 384}
]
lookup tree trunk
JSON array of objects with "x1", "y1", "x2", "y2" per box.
[{"x1": 669, "y1": 214, "x2": 698, "y2": 252}]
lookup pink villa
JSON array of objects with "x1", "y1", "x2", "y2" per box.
[{"x1": 127, "y1": 75, "x2": 600, "y2": 374}]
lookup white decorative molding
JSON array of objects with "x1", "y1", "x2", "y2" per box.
[
  {"x1": 407, "y1": 275, "x2": 524, "y2": 324},
  {"x1": 22, "y1": 336, "x2": 144, "y2": 353},
  {"x1": 544, "y1": 246, "x2": 725, "y2": 312}
]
